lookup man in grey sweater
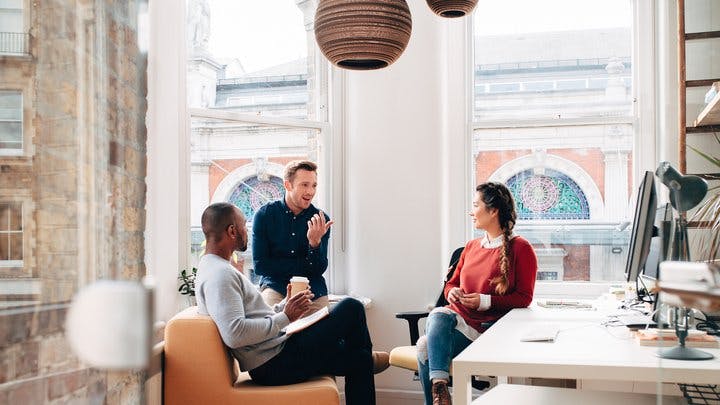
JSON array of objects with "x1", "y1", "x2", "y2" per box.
[{"x1": 196, "y1": 202, "x2": 389, "y2": 405}]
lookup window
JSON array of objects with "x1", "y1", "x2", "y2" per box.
[
  {"x1": 488, "y1": 83, "x2": 520, "y2": 93},
  {"x1": 523, "y1": 81, "x2": 554, "y2": 92},
  {"x1": 0, "y1": 0, "x2": 26, "y2": 55},
  {"x1": 228, "y1": 175, "x2": 285, "y2": 221},
  {"x1": 507, "y1": 170, "x2": 590, "y2": 221},
  {"x1": 186, "y1": 0, "x2": 330, "y2": 284},
  {"x1": 0, "y1": 202, "x2": 22, "y2": 267},
  {"x1": 472, "y1": 0, "x2": 642, "y2": 283},
  {"x1": 0, "y1": 91, "x2": 22, "y2": 154}
]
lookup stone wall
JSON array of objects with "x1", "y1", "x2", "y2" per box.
[{"x1": 0, "y1": 1, "x2": 147, "y2": 403}]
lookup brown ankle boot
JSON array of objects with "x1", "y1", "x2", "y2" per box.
[
  {"x1": 372, "y1": 351, "x2": 390, "y2": 374},
  {"x1": 431, "y1": 379, "x2": 451, "y2": 405}
]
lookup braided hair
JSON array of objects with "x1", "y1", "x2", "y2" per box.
[{"x1": 476, "y1": 182, "x2": 517, "y2": 295}]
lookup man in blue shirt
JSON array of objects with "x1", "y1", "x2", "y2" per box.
[{"x1": 253, "y1": 160, "x2": 334, "y2": 312}]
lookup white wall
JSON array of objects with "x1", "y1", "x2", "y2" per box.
[
  {"x1": 147, "y1": 0, "x2": 189, "y2": 322},
  {"x1": 339, "y1": 3, "x2": 471, "y2": 393}
]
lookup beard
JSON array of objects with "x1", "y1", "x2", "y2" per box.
[{"x1": 236, "y1": 238, "x2": 248, "y2": 252}]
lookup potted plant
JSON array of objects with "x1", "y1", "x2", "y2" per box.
[
  {"x1": 688, "y1": 133, "x2": 720, "y2": 262},
  {"x1": 179, "y1": 267, "x2": 198, "y2": 306}
]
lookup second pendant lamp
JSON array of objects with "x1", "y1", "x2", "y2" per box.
[
  {"x1": 426, "y1": 0, "x2": 478, "y2": 18},
  {"x1": 314, "y1": 0, "x2": 412, "y2": 70}
]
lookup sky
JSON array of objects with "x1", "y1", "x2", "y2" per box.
[
  {"x1": 206, "y1": 0, "x2": 631, "y2": 73},
  {"x1": 473, "y1": 0, "x2": 632, "y2": 35},
  {"x1": 208, "y1": 0, "x2": 307, "y2": 73}
]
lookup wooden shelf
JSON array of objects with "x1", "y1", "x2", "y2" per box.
[
  {"x1": 659, "y1": 285, "x2": 720, "y2": 313},
  {"x1": 694, "y1": 81, "x2": 720, "y2": 127}
]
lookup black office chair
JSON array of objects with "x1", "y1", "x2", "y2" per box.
[{"x1": 389, "y1": 246, "x2": 491, "y2": 391}]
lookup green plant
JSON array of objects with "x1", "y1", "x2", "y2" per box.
[
  {"x1": 688, "y1": 133, "x2": 720, "y2": 262},
  {"x1": 178, "y1": 267, "x2": 198, "y2": 297}
]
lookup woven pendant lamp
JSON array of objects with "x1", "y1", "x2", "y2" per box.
[
  {"x1": 314, "y1": 0, "x2": 412, "y2": 70},
  {"x1": 426, "y1": 0, "x2": 478, "y2": 18}
]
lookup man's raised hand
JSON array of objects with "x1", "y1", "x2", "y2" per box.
[{"x1": 307, "y1": 210, "x2": 334, "y2": 248}]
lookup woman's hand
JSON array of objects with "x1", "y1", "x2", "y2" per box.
[
  {"x1": 448, "y1": 287, "x2": 463, "y2": 304},
  {"x1": 283, "y1": 284, "x2": 314, "y2": 322},
  {"x1": 459, "y1": 292, "x2": 481, "y2": 310}
]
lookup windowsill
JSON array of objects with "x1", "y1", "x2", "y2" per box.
[
  {"x1": 0, "y1": 260, "x2": 24, "y2": 268},
  {"x1": 0, "y1": 54, "x2": 32, "y2": 61},
  {"x1": 534, "y1": 281, "x2": 629, "y2": 299},
  {"x1": 0, "y1": 153, "x2": 31, "y2": 162},
  {"x1": 328, "y1": 294, "x2": 372, "y2": 309}
]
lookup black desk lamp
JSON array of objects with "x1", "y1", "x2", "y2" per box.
[
  {"x1": 655, "y1": 161, "x2": 708, "y2": 260},
  {"x1": 654, "y1": 162, "x2": 712, "y2": 360}
]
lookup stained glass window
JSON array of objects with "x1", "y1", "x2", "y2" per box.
[
  {"x1": 507, "y1": 169, "x2": 590, "y2": 220},
  {"x1": 228, "y1": 175, "x2": 285, "y2": 221}
]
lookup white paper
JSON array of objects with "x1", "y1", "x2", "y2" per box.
[{"x1": 283, "y1": 306, "x2": 329, "y2": 335}]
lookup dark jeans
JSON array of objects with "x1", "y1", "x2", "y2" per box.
[{"x1": 249, "y1": 298, "x2": 376, "y2": 405}]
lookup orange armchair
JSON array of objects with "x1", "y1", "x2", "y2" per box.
[{"x1": 163, "y1": 306, "x2": 339, "y2": 405}]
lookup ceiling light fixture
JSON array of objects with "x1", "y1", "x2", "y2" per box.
[
  {"x1": 314, "y1": 0, "x2": 412, "y2": 70},
  {"x1": 426, "y1": 0, "x2": 478, "y2": 18}
]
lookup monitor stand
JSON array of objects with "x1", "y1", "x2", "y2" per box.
[
  {"x1": 657, "y1": 345, "x2": 714, "y2": 361},
  {"x1": 656, "y1": 308, "x2": 715, "y2": 361}
]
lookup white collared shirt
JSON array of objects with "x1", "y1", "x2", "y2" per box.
[{"x1": 481, "y1": 232, "x2": 516, "y2": 249}]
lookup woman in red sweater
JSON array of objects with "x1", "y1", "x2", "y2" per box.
[{"x1": 417, "y1": 182, "x2": 538, "y2": 405}]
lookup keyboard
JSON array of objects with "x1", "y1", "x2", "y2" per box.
[
  {"x1": 616, "y1": 313, "x2": 657, "y2": 329},
  {"x1": 536, "y1": 299, "x2": 593, "y2": 309}
]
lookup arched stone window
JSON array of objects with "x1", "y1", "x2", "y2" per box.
[
  {"x1": 228, "y1": 175, "x2": 285, "y2": 222},
  {"x1": 490, "y1": 153, "x2": 603, "y2": 219},
  {"x1": 507, "y1": 169, "x2": 590, "y2": 220}
]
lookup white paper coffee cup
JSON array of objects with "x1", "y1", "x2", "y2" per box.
[{"x1": 289, "y1": 276, "x2": 309, "y2": 297}]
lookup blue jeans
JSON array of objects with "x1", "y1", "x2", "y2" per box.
[
  {"x1": 249, "y1": 298, "x2": 375, "y2": 405},
  {"x1": 417, "y1": 310, "x2": 472, "y2": 405}
]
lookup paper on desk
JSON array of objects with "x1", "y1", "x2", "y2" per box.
[
  {"x1": 520, "y1": 324, "x2": 561, "y2": 342},
  {"x1": 283, "y1": 306, "x2": 329, "y2": 335}
]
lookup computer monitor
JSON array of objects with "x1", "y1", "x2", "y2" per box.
[
  {"x1": 636, "y1": 205, "x2": 672, "y2": 304},
  {"x1": 624, "y1": 171, "x2": 657, "y2": 283},
  {"x1": 639, "y1": 203, "x2": 672, "y2": 283}
]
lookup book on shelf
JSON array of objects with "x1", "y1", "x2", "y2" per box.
[{"x1": 634, "y1": 328, "x2": 719, "y2": 348}]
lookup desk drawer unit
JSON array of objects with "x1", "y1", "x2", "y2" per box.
[{"x1": 471, "y1": 385, "x2": 683, "y2": 405}]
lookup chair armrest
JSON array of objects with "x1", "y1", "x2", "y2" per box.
[{"x1": 395, "y1": 311, "x2": 430, "y2": 346}]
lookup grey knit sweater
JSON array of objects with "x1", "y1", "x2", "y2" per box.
[{"x1": 196, "y1": 254, "x2": 290, "y2": 371}]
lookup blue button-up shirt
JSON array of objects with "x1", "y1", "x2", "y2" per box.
[{"x1": 252, "y1": 199, "x2": 330, "y2": 298}]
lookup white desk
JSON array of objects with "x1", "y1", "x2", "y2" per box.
[
  {"x1": 471, "y1": 384, "x2": 683, "y2": 405},
  {"x1": 452, "y1": 305, "x2": 720, "y2": 404}
]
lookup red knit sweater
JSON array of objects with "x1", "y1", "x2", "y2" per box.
[{"x1": 444, "y1": 236, "x2": 538, "y2": 332}]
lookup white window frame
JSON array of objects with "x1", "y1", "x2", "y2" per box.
[
  {"x1": 147, "y1": 0, "x2": 336, "y2": 321},
  {"x1": 0, "y1": 90, "x2": 23, "y2": 156},
  {"x1": 0, "y1": 0, "x2": 28, "y2": 56},
  {"x1": 469, "y1": 0, "x2": 658, "y2": 298},
  {"x1": 188, "y1": 108, "x2": 332, "y2": 283},
  {"x1": 0, "y1": 201, "x2": 23, "y2": 268}
]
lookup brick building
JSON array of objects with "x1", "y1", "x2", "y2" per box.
[{"x1": 1, "y1": 2, "x2": 147, "y2": 402}]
